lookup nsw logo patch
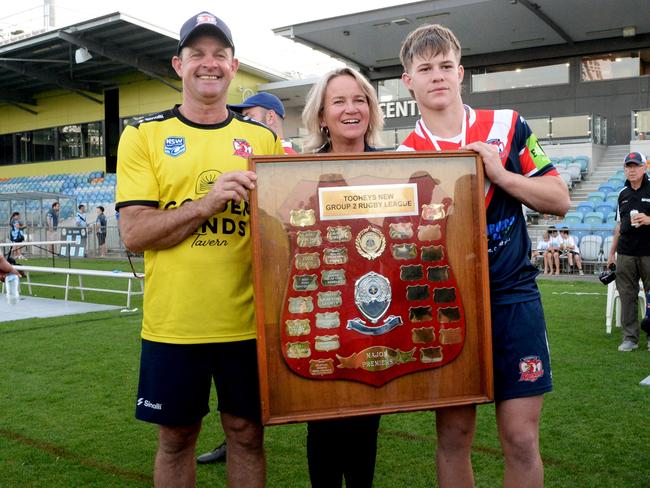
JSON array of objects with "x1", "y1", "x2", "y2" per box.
[{"x1": 164, "y1": 136, "x2": 186, "y2": 157}]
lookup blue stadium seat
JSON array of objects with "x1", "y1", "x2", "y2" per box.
[
  {"x1": 587, "y1": 192, "x2": 606, "y2": 203},
  {"x1": 584, "y1": 211, "x2": 605, "y2": 225},
  {"x1": 573, "y1": 156, "x2": 590, "y2": 173},
  {"x1": 594, "y1": 202, "x2": 615, "y2": 215},
  {"x1": 606, "y1": 212, "x2": 617, "y2": 224},
  {"x1": 564, "y1": 211, "x2": 584, "y2": 224}
]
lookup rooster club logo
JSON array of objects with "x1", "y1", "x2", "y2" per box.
[
  {"x1": 232, "y1": 138, "x2": 253, "y2": 158},
  {"x1": 164, "y1": 136, "x2": 186, "y2": 157},
  {"x1": 518, "y1": 356, "x2": 544, "y2": 382},
  {"x1": 486, "y1": 138, "x2": 505, "y2": 156}
]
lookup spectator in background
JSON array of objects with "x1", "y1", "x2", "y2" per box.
[
  {"x1": 75, "y1": 204, "x2": 87, "y2": 227},
  {"x1": 230, "y1": 92, "x2": 298, "y2": 154},
  {"x1": 46, "y1": 202, "x2": 60, "y2": 255},
  {"x1": 532, "y1": 232, "x2": 552, "y2": 274},
  {"x1": 9, "y1": 211, "x2": 26, "y2": 260},
  {"x1": 95, "y1": 206, "x2": 108, "y2": 257},
  {"x1": 559, "y1": 227, "x2": 584, "y2": 275},
  {"x1": 607, "y1": 151, "x2": 650, "y2": 352},
  {"x1": 547, "y1": 226, "x2": 562, "y2": 275}
]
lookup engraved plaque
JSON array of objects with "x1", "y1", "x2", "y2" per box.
[
  {"x1": 417, "y1": 224, "x2": 441, "y2": 242},
  {"x1": 297, "y1": 230, "x2": 322, "y2": 247},
  {"x1": 316, "y1": 312, "x2": 340, "y2": 329},
  {"x1": 286, "y1": 319, "x2": 311, "y2": 336},
  {"x1": 323, "y1": 247, "x2": 348, "y2": 265},
  {"x1": 290, "y1": 209, "x2": 316, "y2": 227},
  {"x1": 389, "y1": 222, "x2": 414, "y2": 240},
  {"x1": 317, "y1": 291, "x2": 342, "y2": 308},
  {"x1": 315, "y1": 334, "x2": 340, "y2": 352},
  {"x1": 295, "y1": 252, "x2": 320, "y2": 270},
  {"x1": 288, "y1": 296, "x2": 314, "y2": 314},
  {"x1": 293, "y1": 274, "x2": 318, "y2": 292},
  {"x1": 327, "y1": 225, "x2": 352, "y2": 243},
  {"x1": 321, "y1": 269, "x2": 346, "y2": 287},
  {"x1": 392, "y1": 243, "x2": 417, "y2": 260}
]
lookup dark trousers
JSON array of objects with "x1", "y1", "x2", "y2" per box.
[
  {"x1": 616, "y1": 254, "x2": 650, "y2": 343},
  {"x1": 307, "y1": 415, "x2": 381, "y2": 488}
]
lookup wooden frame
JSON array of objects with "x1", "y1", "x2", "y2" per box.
[{"x1": 250, "y1": 151, "x2": 492, "y2": 425}]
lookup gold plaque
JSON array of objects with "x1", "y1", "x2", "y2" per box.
[
  {"x1": 326, "y1": 225, "x2": 352, "y2": 243},
  {"x1": 323, "y1": 247, "x2": 348, "y2": 265},
  {"x1": 315, "y1": 312, "x2": 340, "y2": 329},
  {"x1": 293, "y1": 274, "x2": 318, "y2": 292},
  {"x1": 309, "y1": 358, "x2": 335, "y2": 376},
  {"x1": 438, "y1": 307, "x2": 461, "y2": 324},
  {"x1": 412, "y1": 327, "x2": 435, "y2": 343},
  {"x1": 288, "y1": 296, "x2": 314, "y2": 314},
  {"x1": 421, "y1": 203, "x2": 446, "y2": 221},
  {"x1": 286, "y1": 319, "x2": 311, "y2": 336},
  {"x1": 317, "y1": 291, "x2": 342, "y2": 308},
  {"x1": 422, "y1": 245, "x2": 444, "y2": 261},
  {"x1": 290, "y1": 208, "x2": 316, "y2": 227},
  {"x1": 286, "y1": 341, "x2": 311, "y2": 359},
  {"x1": 336, "y1": 347, "x2": 416, "y2": 371},
  {"x1": 321, "y1": 269, "x2": 346, "y2": 287},
  {"x1": 295, "y1": 252, "x2": 320, "y2": 270},
  {"x1": 420, "y1": 346, "x2": 443, "y2": 363},
  {"x1": 409, "y1": 306, "x2": 433, "y2": 322},
  {"x1": 392, "y1": 243, "x2": 417, "y2": 260},
  {"x1": 440, "y1": 327, "x2": 462, "y2": 344},
  {"x1": 355, "y1": 226, "x2": 386, "y2": 260},
  {"x1": 297, "y1": 230, "x2": 322, "y2": 248},
  {"x1": 417, "y1": 224, "x2": 442, "y2": 242},
  {"x1": 315, "y1": 334, "x2": 340, "y2": 352},
  {"x1": 389, "y1": 222, "x2": 414, "y2": 239}
]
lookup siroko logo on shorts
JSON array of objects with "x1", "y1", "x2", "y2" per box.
[
  {"x1": 137, "y1": 397, "x2": 163, "y2": 410},
  {"x1": 164, "y1": 136, "x2": 186, "y2": 157}
]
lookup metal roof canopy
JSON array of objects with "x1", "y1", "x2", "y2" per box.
[
  {"x1": 274, "y1": 0, "x2": 650, "y2": 80},
  {"x1": 0, "y1": 12, "x2": 181, "y2": 109},
  {"x1": 0, "y1": 12, "x2": 285, "y2": 113}
]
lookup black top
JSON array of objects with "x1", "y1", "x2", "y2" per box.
[{"x1": 617, "y1": 173, "x2": 650, "y2": 256}]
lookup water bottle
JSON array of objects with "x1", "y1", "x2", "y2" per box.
[{"x1": 5, "y1": 274, "x2": 20, "y2": 305}]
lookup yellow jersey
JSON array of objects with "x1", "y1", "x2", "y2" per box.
[{"x1": 116, "y1": 106, "x2": 284, "y2": 344}]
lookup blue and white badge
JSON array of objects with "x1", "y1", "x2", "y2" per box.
[{"x1": 164, "y1": 136, "x2": 186, "y2": 157}]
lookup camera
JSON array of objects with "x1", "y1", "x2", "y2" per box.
[{"x1": 598, "y1": 263, "x2": 616, "y2": 285}]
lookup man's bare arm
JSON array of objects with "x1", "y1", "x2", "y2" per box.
[{"x1": 119, "y1": 170, "x2": 256, "y2": 252}]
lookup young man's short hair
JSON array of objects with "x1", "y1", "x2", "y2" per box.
[{"x1": 400, "y1": 24, "x2": 462, "y2": 72}]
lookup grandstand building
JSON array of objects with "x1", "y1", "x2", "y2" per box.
[{"x1": 0, "y1": 11, "x2": 284, "y2": 249}]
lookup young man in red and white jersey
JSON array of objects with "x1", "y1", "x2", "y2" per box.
[{"x1": 398, "y1": 24, "x2": 570, "y2": 488}]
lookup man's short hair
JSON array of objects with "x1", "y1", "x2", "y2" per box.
[
  {"x1": 97, "y1": 206, "x2": 105, "y2": 212},
  {"x1": 52, "y1": 202, "x2": 60, "y2": 208},
  {"x1": 400, "y1": 24, "x2": 462, "y2": 72},
  {"x1": 78, "y1": 204, "x2": 85, "y2": 210}
]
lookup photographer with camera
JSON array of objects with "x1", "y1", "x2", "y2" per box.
[{"x1": 607, "y1": 152, "x2": 650, "y2": 352}]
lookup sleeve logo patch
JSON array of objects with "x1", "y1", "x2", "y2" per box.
[{"x1": 164, "y1": 136, "x2": 186, "y2": 157}]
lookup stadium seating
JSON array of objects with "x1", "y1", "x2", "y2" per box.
[
  {"x1": 587, "y1": 191, "x2": 606, "y2": 203},
  {"x1": 602, "y1": 235, "x2": 615, "y2": 260},
  {"x1": 566, "y1": 162, "x2": 582, "y2": 182},
  {"x1": 606, "y1": 193, "x2": 619, "y2": 204},
  {"x1": 583, "y1": 212, "x2": 605, "y2": 225},
  {"x1": 564, "y1": 211, "x2": 584, "y2": 224},
  {"x1": 579, "y1": 235, "x2": 603, "y2": 262},
  {"x1": 606, "y1": 212, "x2": 617, "y2": 224},
  {"x1": 576, "y1": 201, "x2": 595, "y2": 215},
  {"x1": 594, "y1": 202, "x2": 616, "y2": 215},
  {"x1": 572, "y1": 156, "x2": 590, "y2": 174}
]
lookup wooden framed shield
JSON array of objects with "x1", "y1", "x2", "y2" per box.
[{"x1": 250, "y1": 151, "x2": 492, "y2": 425}]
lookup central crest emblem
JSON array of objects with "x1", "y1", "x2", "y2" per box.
[
  {"x1": 354, "y1": 271, "x2": 391, "y2": 324},
  {"x1": 232, "y1": 138, "x2": 253, "y2": 158}
]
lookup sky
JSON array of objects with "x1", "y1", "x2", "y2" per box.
[{"x1": 0, "y1": 0, "x2": 416, "y2": 78}]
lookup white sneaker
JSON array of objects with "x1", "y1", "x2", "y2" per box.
[
  {"x1": 579, "y1": 270, "x2": 584, "y2": 276},
  {"x1": 618, "y1": 341, "x2": 639, "y2": 352}
]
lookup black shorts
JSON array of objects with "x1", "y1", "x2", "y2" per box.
[
  {"x1": 97, "y1": 232, "x2": 106, "y2": 245},
  {"x1": 135, "y1": 339, "x2": 261, "y2": 425},
  {"x1": 492, "y1": 299, "x2": 553, "y2": 402}
]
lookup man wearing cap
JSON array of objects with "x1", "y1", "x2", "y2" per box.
[
  {"x1": 607, "y1": 152, "x2": 650, "y2": 352},
  {"x1": 116, "y1": 11, "x2": 283, "y2": 487},
  {"x1": 230, "y1": 92, "x2": 298, "y2": 154}
]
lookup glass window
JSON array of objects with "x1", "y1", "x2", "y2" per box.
[
  {"x1": 32, "y1": 128, "x2": 56, "y2": 162},
  {"x1": 581, "y1": 53, "x2": 640, "y2": 81},
  {"x1": 377, "y1": 79, "x2": 411, "y2": 103},
  {"x1": 472, "y1": 62, "x2": 569, "y2": 92},
  {"x1": 17, "y1": 132, "x2": 32, "y2": 163},
  {"x1": 58, "y1": 125, "x2": 83, "y2": 159},
  {"x1": 551, "y1": 115, "x2": 591, "y2": 139},
  {"x1": 83, "y1": 122, "x2": 104, "y2": 157},
  {"x1": 527, "y1": 117, "x2": 551, "y2": 139},
  {"x1": 0, "y1": 134, "x2": 14, "y2": 165}
]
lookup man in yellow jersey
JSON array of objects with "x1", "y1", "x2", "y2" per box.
[{"x1": 116, "y1": 11, "x2": 283, "y2": 487}]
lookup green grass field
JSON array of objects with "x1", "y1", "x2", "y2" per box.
[{"x1": 1, "y1": 262, "x2": 649, "y2": 487}]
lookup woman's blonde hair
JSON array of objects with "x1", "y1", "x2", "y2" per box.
[{"x1": 301, "y1": 67, "x2": 384, "y2": 152}]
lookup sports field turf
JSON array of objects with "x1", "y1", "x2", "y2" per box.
[{"x1": 1, "y1": 260, "x2": 649, "y2": 487}]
